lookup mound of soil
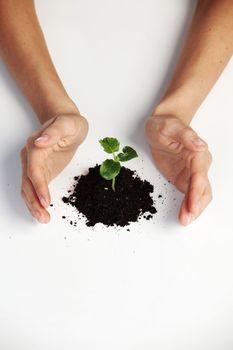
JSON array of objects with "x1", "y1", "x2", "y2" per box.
[{"x1": 62, "y1": 165, "x2": 157, "y2": 227}]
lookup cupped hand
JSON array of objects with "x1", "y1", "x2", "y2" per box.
[
  {"x1": 20, "y1": 113, "x2": 88, "y2": 223},
  {"x1": 145, "y1": 115, "x2": 212, "y2": 225}
]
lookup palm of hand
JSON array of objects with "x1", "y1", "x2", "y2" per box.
[{"x1": 145, "y1": 115, "x2": 212, "y2": 225}]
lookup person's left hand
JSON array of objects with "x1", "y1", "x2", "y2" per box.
[
  {"x1": 145, "y1": 115, "x2": 212, "y2": 225},
  {"x1": 20, "y1": 112, "x2": 88, "y2": 223}
]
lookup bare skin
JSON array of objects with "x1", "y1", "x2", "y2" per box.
[
  {"x1": 20, "y1": 114, "x2": 88, "y2": 223},
  {"x1": 145, "y1": 116, "x2": 212, "y2": 225},
  {"x1": 0, "y1": 0, "x2": 232, "y2": 225},
  {"x1": 145, "y1": 0, "x2": 233, "y2": 225},
  {"x1": 0, "y1": 0, "x2": 88, "y2": 223}
]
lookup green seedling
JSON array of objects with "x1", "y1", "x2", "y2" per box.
[{"x1": 99, "y1": 137, "x2": 138, "y2": 191}]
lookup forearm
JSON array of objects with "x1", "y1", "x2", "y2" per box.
[
  {"x1": 0, "y1": 0, "x2": 78, "y2": 123},
  {"x1": 154, "y1": 0, "x2": 233, "y2": 124}
]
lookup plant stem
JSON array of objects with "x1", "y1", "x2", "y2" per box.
[
  {"x1": 112, "y1": 152, "x2": 117, "y2": 191},
  {"x1": 112, "y1": 177, "x2": 116, "y2": 191}
]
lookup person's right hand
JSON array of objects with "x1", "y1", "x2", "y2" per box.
[{"x1": 20, "y1": 112, "x2": 88, "y2": 223}]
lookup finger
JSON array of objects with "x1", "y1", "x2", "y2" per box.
[
  {"x1": 187, "y1": 172, "x2": 206, "y2": 214},
  {"x1": 25, "y1": 137, "x2": 51, "y2": 208},
  {"x1": 27, "y1": 165, "x2": 51, "y2": 208},
  {"x1": 22, "y1": 147, "x2": 51, "y2": 208},
  {"x1": 179, "y1": 174, "x2": 212, "y2": 226},
  {"x1": 22, "y1": 176, "x2": 50, "y2": 224},
  {"x1": 179, "y1": 148, "x2": 212, "y2": 226},
  {"x1": 21, "y1": 148, "x2": 50, "y2": 222},
  {"x1": 145, "y1": 116, "x2": 207, "y2": 153},
  {"x1": 198, "y1": 184, "x2": 212, "y2": 217},
  {"x1": 21, "y1": 190, "x2": 37, "y2": 218},
  {"x1": 188, "y1": 175, "x2": 212, "y2": 219},
  {"x1": 178, "y1": 127, "x2": 207, "y2": 152},
  {"x1": 34, "y1": 115, "x2": 67, "y2": 147},
  {"x1": 178, "y1": 172, "x2": 205, "y2": 226},
  {"x1": 178, "y1": 132, "x2": 212, "y2": 222},
  {"x1": 34, "y1": 123, "x2": 62, "y2": 147},
  {"x1": 179, "y1": 194, "x2": 195, "y2": 226},
  {"x1": 34, "y1": 114, "x2": 88, "y2": 148},
  {"x1": 174, "y1": 166, "x2": 191, "y2": 193},
  {"x1": 177, "y1": 161, "x2": 200, "y2": 225},
  {"x1": 22, "y1": 189, "x2": 50, "y2": 224}
]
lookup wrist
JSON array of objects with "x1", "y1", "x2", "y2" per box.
[
  {"x1": 38, "y1": 96, "x2": 80, "y2": 124},
  {"x1": 152, "y1": 88, "x2": 198, "y2": 125}
]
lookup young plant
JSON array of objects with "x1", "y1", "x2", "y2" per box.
[{"x1": 99, "y1": 137, "x2": 138, "y2": 191}]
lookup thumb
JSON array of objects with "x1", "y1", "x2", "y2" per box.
[
  {"x1": 145, "y1": 115, "x2": 207, "y2": 152},
  {"x1": 34, "y1": 118, "x2": 63, "y2": 148},
  {"x1": 178, "y1": 126, "x2": 207, "y2": 152}
]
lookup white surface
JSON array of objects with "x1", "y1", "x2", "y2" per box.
[{"x1": 0, "y1": 1, "x2": 233, "y2": 349}]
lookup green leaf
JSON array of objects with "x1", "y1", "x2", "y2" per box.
[
  {"x1": 99, "y1": 137, "x2": 120, "y2": 154},
  {"x1": 100, "y1": 159, "x2": 121, "y2": 180},
  {"x1": 117, "y1": 146, "x2": 138, "y2": 162}
]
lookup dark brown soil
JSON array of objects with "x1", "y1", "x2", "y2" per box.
[{"x1": 62, "y1": 165, "x2": 157, "y2": 227}]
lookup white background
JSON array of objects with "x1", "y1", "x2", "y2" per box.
[{"x1": 0, "y1": 1, "x2": 233, "y2": 349}]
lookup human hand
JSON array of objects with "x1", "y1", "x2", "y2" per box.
[
  {"x1": 145, "y1": 115, "x2": 212, "y2": 225},
  {"x1": 20, "y1": 113, "x2": 88, "y2": 223}
]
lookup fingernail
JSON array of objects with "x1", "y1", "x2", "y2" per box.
[
  {"x1": 184, "y1": 213, "x2": 195, "y2": 226},
  {"x1": 192, "y1": 138, "x2": 206, "y2": 147},
  {"x1": 35, "y1": 134, "x2": 49, "y2": 143},
  {"x1": 39, "y1": 196, "x2": 49, "y2": 208}
]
